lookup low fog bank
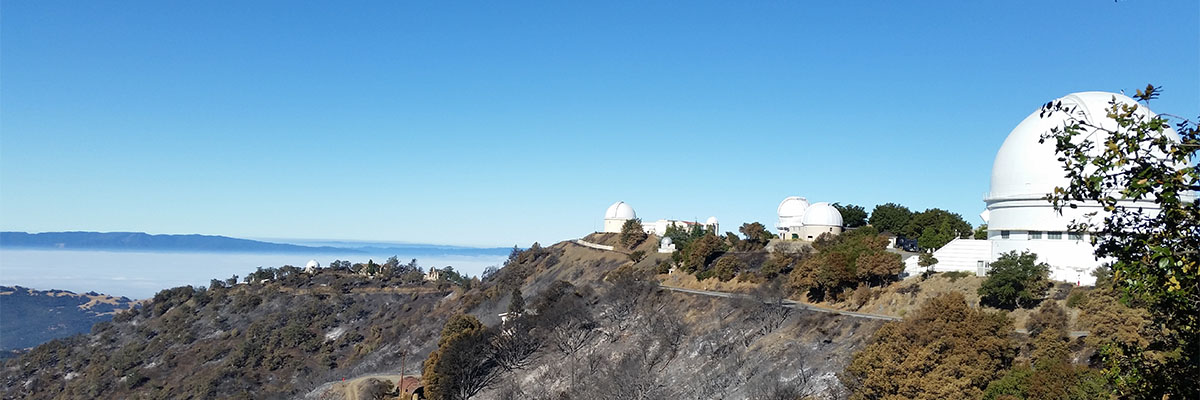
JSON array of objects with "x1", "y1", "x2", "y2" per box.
[{"x1": 0, "y1": 249, "x2": 506, "y2": 299}]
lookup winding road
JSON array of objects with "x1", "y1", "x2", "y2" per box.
[{"x1": 659, "y1": 285, "x2": 1089, "y2": 337}]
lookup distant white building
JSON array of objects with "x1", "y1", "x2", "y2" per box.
[
  {"x1": 601, "y1": 201, "x2": 717, "y2": 236},
  {"x1": 658, "y1": 237, "x2": 676, "y2": 253},
  {"x1": 642, "y1": 218, "x2": 718, "y2": 237},
  {"x1": 776, "y1": 197, "x2": 844, "y2": 240},
  {"x1": 905, "y1": 91, "x2": 1181, "y2": 286},
  {"x1": 304, "y1": 259, "x2": 320, "y2": 273}
]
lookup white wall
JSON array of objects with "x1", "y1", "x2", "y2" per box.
[
  {"x1": 797, "y1": 225, "x2": 842, "y2": 241},
  {"x1": 603, "y1": 218, "x2": 626, "y2": 233}
]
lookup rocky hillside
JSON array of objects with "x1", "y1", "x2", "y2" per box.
[
  {"x1": 0, "y1": 286, "x2": 138, "y2": 356},
  {"x1": 2, "y1": 235, "x2": 888, "y2": 399}
]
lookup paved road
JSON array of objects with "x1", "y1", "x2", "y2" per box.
[{"x1": 660, "y1": 285, "x2": 1090, "y2": 337}]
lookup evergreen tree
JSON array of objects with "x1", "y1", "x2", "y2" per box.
[{"x1": 978, "y1": 251, "x2": 1050, "y2": 309}]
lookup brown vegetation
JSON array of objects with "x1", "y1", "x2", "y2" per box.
[{"x1": 844, "y1": 292, "x2": 1016, "y2": 400}]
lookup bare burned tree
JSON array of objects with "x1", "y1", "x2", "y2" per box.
[
  {"x1": 487, "y1": 316, "x2": 542, "y2": 371},
  {"x1": 745, "y1": 351, "x2": 818, "y2": 400},
  {"x1": 599, "y1": 267, "x2": 659, "y2": 339},
  {"x1": 532, "y1": 281, "x2": 600, "y2": 389},
  {"x1": 569, "y1": 343, "x2": 678, "y2": 400},
  {"x1": 549, "y1": 311, "x2": 597, "y2": 360},
  {"x1": 736, "y1": 280, "x2": 793, "y2": 346},
  {"x1": 637, "y1": 304, "x2": 687, "y2": 366}
]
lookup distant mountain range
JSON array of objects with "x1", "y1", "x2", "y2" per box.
[
  {"x1": 0, "y1": 231, "x2": 513, "y2": 256},
  {"x1": 0, "y1": 231, "x2": 361, "y2": 253}
]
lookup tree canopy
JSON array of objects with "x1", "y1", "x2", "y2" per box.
[
  {"x1": 1042, "y1": 85, "x2": 1199, "y2": 398},
  {"x1": 675, "y1": 232, "x2": 727, "y2": 275},
  {"x1": 788, "y1": 226, "x2": 902, "y2": 301},
  {"x1": 901, "y1": 208, "x2": 973, "y2": 250},
  {"x1": 868, "y1": 203, "x2": 912, "y2": 233},
  {"x1": 422, "y1": 314, "x2": 499, "y2": 400},
  {"x1": 833, "y1": 203, "x2": 869, "y2": 228},
  {"x1": 663, "y1": 224, "x2": 707, "y2": 251},
  {"x1": 978, "y1": 251, "x2": 1050, "y2": 309},
  {"x1": 734, "y1": 222, "x2": 775, "y2": 251},
  {"x1": 974, "y1": 224, "x2": 989, "y2": 240},
  {"x1": 619, "y1": 218, "x2": 648, "y2": 250},
  {"x1": 845, "y1": 292, "x2": 1016, "y2": 400}
]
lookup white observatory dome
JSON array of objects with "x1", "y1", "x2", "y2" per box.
[
  {"x1": 777, "y1": 196, "x2": 810, "y2": 218},
  {"x1": 705, "y1": 216, "x2": 719, "y2": 225},
  {"x1": 802, "y1": 202, "x2": 843, "y2": 227},
  {"x1": 661, "y1": 237, "x2": 673, "y2": 246},
  {"x1": 982, "y1": 91, "x2": 1179, "y2": 285},
  {"x1": 989, "y1": 91, "x2": 1178, "y2": 200},
  {"x1": 304, "y1": 259, "x2": 320, "y2": 273},
  {"x1": 604, "y1": 201, "x2": 637, "y2": 220},
  {"x1": 777, "y1": 196, "x2": 810, "y2": 230}
]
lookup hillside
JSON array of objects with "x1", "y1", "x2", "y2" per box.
[
  {"x1": 1, "y1": 235, "x2": 887, "y2": 399},
  {"x1": 0, "y1": 286, "x2": 138, "y2": 356}
]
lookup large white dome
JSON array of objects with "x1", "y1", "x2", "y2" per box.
[
  {"x1": 802, "y1": 202, "x2": 843, "y2": 226},
  {"x1": 604, "y1": 201, "x2": 636, "y2": 220},
  {"x1": 989, "y1": 91, "x2": 1176, "y2": 200},
  {"x1": 705, "y1": 216, "x2": 719, "y2": 225}
]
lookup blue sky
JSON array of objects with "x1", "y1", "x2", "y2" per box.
[{"x1": 2, "y1": 1, "x2": 1197, "y2": 247}]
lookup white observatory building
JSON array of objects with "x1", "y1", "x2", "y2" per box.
[
  {"x1": 776, "y1": 196, "x2": 809, "y2": 239},
  {"x1": 601, "y1": 201, "x2": 718, "y2": 237},
  {"x1": 776, "y1": 196, "x2": 844, "y2": 240},
  {"x1": 908, "y1": 91, "x2": 1178, "y2": 286},
  {"x1": 799, "y1": 202, "x2": 845, "y2": 239},
  {"x1": 603, "y1": 201, "x2": 637, "y2": 233}
]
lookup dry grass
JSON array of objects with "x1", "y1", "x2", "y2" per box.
[{"x1": 658, "y1": 271, "x2": 763, "y2": 293}]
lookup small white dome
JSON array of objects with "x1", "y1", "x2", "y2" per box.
[
  {"x1": 705, "y1": 216, "x2": 719, "y2": 225},
  {"x1": 604, "y1": 201, "x2": 637, "y2": 220},
  {"x1": 305, "y1": 259, "x2": 320, "y2": 270},
  {"x1": 802, "y1": 202, "x2": 843, "y2": 226},
  {"x1": 661, "y1": 237, "x2": 673, "y2": 246}
]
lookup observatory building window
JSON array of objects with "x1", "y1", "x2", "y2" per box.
[
  {"x1": 1048, "y1": 232, "x2": 1063, "y2": 240},
  {"x1": 1028, "y1": 231, "x2": 1042, "y2": 240},
  {"x1": 1069, "y1": 232, "x2": 1083, "y2": 240},
  {"x1": 1000, "y1": 230, "x2": 1010, "y2": 239}
]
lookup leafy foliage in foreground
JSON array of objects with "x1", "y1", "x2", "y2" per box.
[
  {"x1": 982, "y1": 331, "x2": 1107, "y2": 400},
  {"x1": 1042, "y1": 85, "x2": 1199, "y2": 397}
]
